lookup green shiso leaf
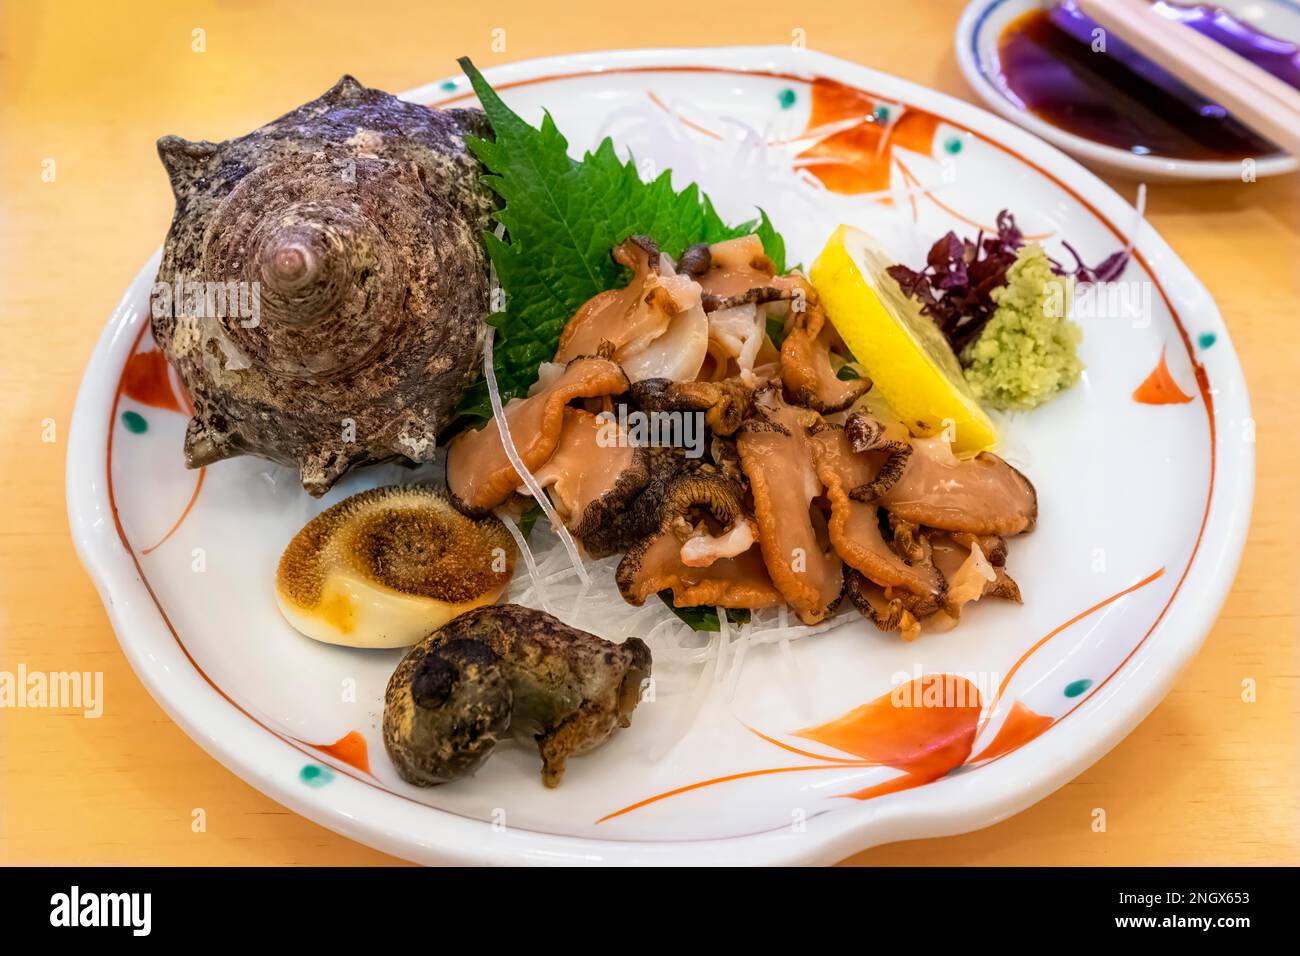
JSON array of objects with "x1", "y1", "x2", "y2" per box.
[
  {"x1": 765, "y1": 315, "x2": 789, "y2": 349},
  {"x1": 753, "y1": 209, "x2": 787, "y2": 276},
  {"x1": 517, "y1": 503, "x2": 541, "y2": 539},
  {"x1": 656, "y1": 592, "x2": 751, "y2": 632},
  {"x1": 454, "y1": 57, "x2": 788, "y2": 422}
]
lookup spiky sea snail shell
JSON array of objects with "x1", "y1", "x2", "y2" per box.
[
  {"x1": 275, "y1": 486, "x2": 517, "y2": 648},
  {"x1": 383, "y1": 604, "x2": 652, "y2": 787},
  {"x1": 151, "y1": 76, "x2": 496, "y2": 495}
]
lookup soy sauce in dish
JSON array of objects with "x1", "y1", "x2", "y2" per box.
[{"x1": 997, "y1": 1, "x2": 1300, "y2": 160}]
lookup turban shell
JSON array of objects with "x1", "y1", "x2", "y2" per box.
[{"x1": 151, "y1": 75, "x2": 495, "y2": 495}]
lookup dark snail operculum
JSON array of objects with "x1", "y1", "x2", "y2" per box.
[
  {"x1": 385, "y1": 638, "x2": 514, "y2": 786},
  {"x1": 152, "y1": 75, "x2": 496, "y2": 495},
  {"x1": 383, "y1": 605, "x2": 652, "y2": 788}
]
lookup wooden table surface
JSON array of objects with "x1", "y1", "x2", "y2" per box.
[{"x1": 2, "y1": 0, "x2": 1296, "y2": 866}]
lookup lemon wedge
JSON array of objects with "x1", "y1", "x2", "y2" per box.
[{"x1": 810, "y1": 224, "x2": 997, "y2": 454}]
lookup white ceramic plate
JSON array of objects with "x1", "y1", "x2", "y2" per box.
[
  {"x1": 68, "y1": 46, "x2": 1253, "y2": 865},
  {"x1": 956, "y1": 0, "x2": 1300, "y2": 180}
]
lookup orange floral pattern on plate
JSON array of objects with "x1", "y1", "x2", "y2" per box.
[
  {"x1": 312, "y1": 730, "x2": 372, "y2": 776},
  {"x1": 1134, "y1": 346, "x2": 1195, "y2": 405},
  {"x1": 797, "y1": 674, "x2": 982, "y2": 799},
  {"x1": 796, "y1": 78, "x2": 940, "y2": 195},
  {"x1": 122, "y1": 348, "x2": 185, "y2": 413},
  {"x1": 970, "y1": 701, "x2": 1056, "y2": 763}
]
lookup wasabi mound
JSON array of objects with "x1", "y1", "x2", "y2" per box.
[{"x1": 962, "y1": 244, "x2": 1083, "y2": 411}]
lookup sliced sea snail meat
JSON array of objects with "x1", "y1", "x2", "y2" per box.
[
  {"x1": 797, "y1": 404, "x2": 1037, "y2": 638},
  {"x1": 736, "y1": 386, "x2": 844, "y2": 625},
  {"x1": 809, "y1": 423, "x2": 944, "y2": 601},
  {"x1": 577, "y1": 443, "x2": 720, "y2": 559},
  {"x1": 948, "y1": 530, "x2": 1010, "y2": 568},
  {"x1": 629, "y1": 376, "x2": 754, "y2": 437},
  {"x1": 929, "y1": 532, "x2": 1022, "y2": 615},
  {"x1": 842, "y1": 412, "x2": 914, "y2": 502},
  {"x1": 694, "y1": 234, "x2": 779, "y2": 299},
  {"x1": 886, "y1": 513, "x2": 931, "y2": 566},
  {"x1": 551, "y1": 236, "x2": 709, "y2": 384},
  {"x1": 275, "y1": 485, "x2": 516, "y2": 649},
  {"x1": 779, "y1": 284, "x2": 872, "y2": 414},
  {"x1": 845, "y1": 570, "x2": 926, "y2": 643},
  {"x1": 872, "y1": 432, "x2": 1038, "y2": 536},
  {"x1": 551, "y1": 236, "x2": 665, "y2": 363},
  {"x1": 527, "y1": 406, "x2": 652, "y2": 558},
  {"x1": 615, "y1": 472, "x2": 781, "y2": 611},
  {"x1": 383, "y1": 605, "x2": 652, "y2": 788},
  {"x1": 694, "y1": 234, "x2": 808, "y2": 385},
  {"x1": 445, "y1": 354, "x2": 630, "y2": 515},
  {"x1": 845, "y1": 528, "x2": 1022, "y2": 640}
]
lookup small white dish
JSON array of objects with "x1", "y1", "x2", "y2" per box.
[
  {"x1": 68, "y1": 45, "x2": 1254, "y2": 865},
  {"x1": 956, "y1": 0, "x2": 1300, "y2": 180}
]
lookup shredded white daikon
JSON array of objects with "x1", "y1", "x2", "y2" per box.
[
  {"x1": 715, "y1": 608, "x2": 731, "y2": 685},
  {"x1": 495, "y1": 508, "x2": 552, "y2": 615},
  {"x1": 648, "y1": 647, "x2": 720, "y2": 762},
  {"x1": 722, "y1": 622, "x2": 751, "y2": 702},
  {"x1": 482, "y1": 329, "x2": 590, "y2": 587}
]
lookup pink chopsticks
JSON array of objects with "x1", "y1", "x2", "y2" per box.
[{"x1": 1075, "y1": 0, "x2": 1300, "y2": 160}]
